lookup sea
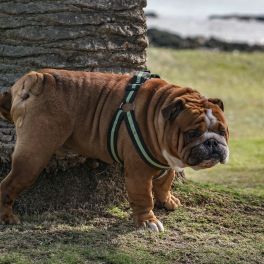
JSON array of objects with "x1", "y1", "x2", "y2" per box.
[{"x1": 145, "y1": 0, "x2": 264, "y2": 44}]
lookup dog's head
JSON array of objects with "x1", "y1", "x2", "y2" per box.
[
  {"x1": 162, "y1": 90, "x2": 229, "y2": 170},
  {"x1": 0, "y1": 91, "x2": 12, "y2": 122}
]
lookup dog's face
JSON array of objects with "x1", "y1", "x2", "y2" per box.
[
  {"x1": 0, "y1": 91, "x2": 12, "y2": 122},
  {"x1": 162, "y1": 92, "x2": 229, "y2": 170}
]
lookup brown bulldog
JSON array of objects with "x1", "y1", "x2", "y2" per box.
[{"x1": 0, "y1": 69, "x2": 229, "y2": 231}]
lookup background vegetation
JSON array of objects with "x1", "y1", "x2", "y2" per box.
[{"x1": 0, "y1": 48, "x2": 263, "y2": 264}]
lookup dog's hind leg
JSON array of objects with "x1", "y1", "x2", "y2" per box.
[
  {"x1": 0, "y1": 119, "x2": 72, "y2": 224},
  {"x1": 153, "y1": 169, "x2": 181, "y2": 211}
]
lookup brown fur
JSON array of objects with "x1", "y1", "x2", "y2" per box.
[{"x1": 0, "y1": 69, "x2": 228, "y2": 227}]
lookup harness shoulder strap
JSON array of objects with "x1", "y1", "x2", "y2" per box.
[
  {"x1": 125, "y1": 110, "x2": 169, "y2": 169},
  {"x1": 107, "y1": 71, "x2": 169, "y2": 170},
  {"x1": 107, "y1": 71, "x2": 148, "y2": 163},
  {"x1": 107, "y1": 108, "x2": 124, "y2": 163}
]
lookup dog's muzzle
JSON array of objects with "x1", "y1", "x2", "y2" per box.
[{"x1": 187, "y1": 138, "x2": 229, "y2": 169}]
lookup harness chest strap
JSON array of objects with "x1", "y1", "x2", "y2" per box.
[{"x1": 107, "y1": 71, "x2": 170, "y2": 171}]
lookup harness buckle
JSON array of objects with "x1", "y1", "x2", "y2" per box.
[{"x1": 119, "y1": 102, "x2": 135, "y2": 112}]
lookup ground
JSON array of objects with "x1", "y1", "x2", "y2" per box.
[{"x1": 0, "y1": 48, "x2": 263, "y2": 264}]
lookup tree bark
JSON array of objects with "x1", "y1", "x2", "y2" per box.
[
  {"x1": 0, "y1": 0, "x2": 148, "y2": 212},
  {"x1": 0, "y1": 0, "x2": 148, "y2": 92}
]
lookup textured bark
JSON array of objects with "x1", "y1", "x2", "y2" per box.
[
  {"x1": 0, "y1": 0, "x2": 148, "y2": 92},
  {"x1": 0, "y1": 0, "x2": 148, "y2": 212}
]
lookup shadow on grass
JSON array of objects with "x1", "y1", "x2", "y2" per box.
[
  {"x1": 1, "y1": 181, "x2": 263, "y2": 264},
  {"x1": 0, "y1": 208, "x2": 171, "y2": 264}
]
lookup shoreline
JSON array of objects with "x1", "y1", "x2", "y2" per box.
[
  {"x1": 209, "y1": 14, "x2": 264, "y2": 22},
  {"x1": 147, "y1": 28, "x2": 264, "y2": 52},
  {"x1": 146, "y1": 13, "x2": 264, "y2": 46}
]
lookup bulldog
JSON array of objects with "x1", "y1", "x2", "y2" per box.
[{"x1": 0, "y1": 69, "x2": 229, "y2": 231}]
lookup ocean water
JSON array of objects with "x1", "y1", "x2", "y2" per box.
[{"x1": 145, "y1": 0, "x2": 264, "y2": 44}]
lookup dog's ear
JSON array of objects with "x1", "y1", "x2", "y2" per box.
[
  {"x1": 0, "y1": 91, "x2": 12, "y2": 121},
  {"x1": 208, "y1": 98, "x2": 224, "y2": 112},
  {"x1": 162, "y1": 99, "x2": 185, "y2": 121}
]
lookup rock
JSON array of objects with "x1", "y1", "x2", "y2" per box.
[
  {"x1": 209, "y1": 14, "x2": 264, "y2": 22},
  {"x1": 145, "y1": 11, "x2": 159, "y2": 18},
  {"x1": 147, "y1": 28, "x2": 264, "y2": 52}
]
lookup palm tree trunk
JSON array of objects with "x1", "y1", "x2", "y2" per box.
[{"x1": 0, "y1": 0, "x2": 148, "y2": 213}]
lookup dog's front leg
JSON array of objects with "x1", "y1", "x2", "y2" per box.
[
  {"x1": 153, "y1": 169, "x2": 181, "y2": 210},
  {"x1": 124, "y1": 168, "x2": 164, "y2": 232}
]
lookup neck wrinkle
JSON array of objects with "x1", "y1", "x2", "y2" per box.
[
  {"x1": 135, "y1": 80, "x2": 192, "y2": 169},
  {"x1": 145, "y1": 84, "x2": 175, "y2": 167},
  {"x1": 147, "y1": 83, "x2": 190, "y2": 167}
]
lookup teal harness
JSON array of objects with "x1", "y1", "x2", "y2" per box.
[{"x1": 107, "y1": 71, "x2": 170, "y2": 171}]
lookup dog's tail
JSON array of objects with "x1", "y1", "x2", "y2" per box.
[
  {"x1": 0, "y1": 90, "x2": 12, "y2": 122},
  {"x1": 1, "y1": 71, "x2": 45, "y2": 123}
]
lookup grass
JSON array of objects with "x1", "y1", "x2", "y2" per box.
[
  {"x1": 1, "y1": 48, "x2": 264, "y2": 263},
  {"x1": 0, "y1": 183, "x2": 263, "y2": 264}
]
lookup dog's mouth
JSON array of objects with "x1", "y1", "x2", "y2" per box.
[
  {"x1": 186, "y1": 139, "x2": 229, "y2": 170},
  {"x1": 191, "y1": 158, "x2": 220, "y2": 170}
]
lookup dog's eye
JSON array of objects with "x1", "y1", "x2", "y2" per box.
[
  {"x1": 186, "y1": 130, "x2": 202, "y2": 139},
  {"x1": 218, "y1": 130, "x2": 226, "y2": 136}
]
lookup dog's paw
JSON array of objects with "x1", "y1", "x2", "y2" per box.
[
  {"x1": 156, "y1": 194, "x2": 181, "y2": 211},
  {"x1": 141, "y1": 219, "x2": 164, "y2": 232},
  {"x1": 164, "y1": 195, "x2": 181, "y2": 210},
  {"x1": 0, "y1": 213, "x2": 21, "y2": 225}
]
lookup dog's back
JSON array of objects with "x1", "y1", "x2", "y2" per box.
[{"x1": 2, "y1": 69, "x2": 133, "y2": 162}]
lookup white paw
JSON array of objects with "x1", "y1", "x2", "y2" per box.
[{"x1": 142, "y1": 220, "x2": 164, "y2": 232}]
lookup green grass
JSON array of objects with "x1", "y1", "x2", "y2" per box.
[
  {"x1": 1, "y1": 48, "x2": 264, "y2": 263},
  {"x1": 187, "y1": 138, "x2": 264, "y2": 196}
]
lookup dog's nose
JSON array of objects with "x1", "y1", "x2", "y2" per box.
[{"x1": 204, "y1": 138, "x2": 218, "y2": 150}]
